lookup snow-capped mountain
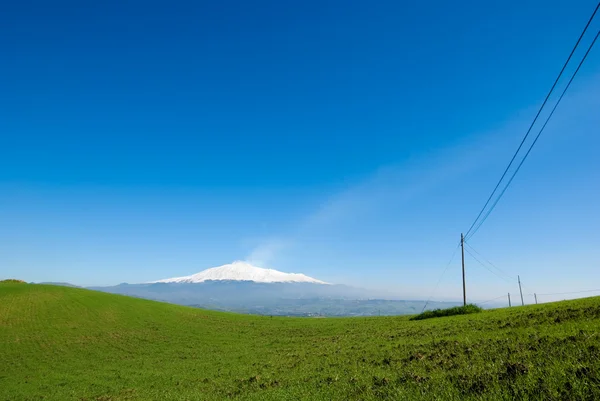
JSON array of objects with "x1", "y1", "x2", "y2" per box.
[
  {"x1": 152, "y1": 261, "x2": 328, "y2": 284},
  {"x1": 90, "y1": 262, "x2": 461, "y2": 316}
]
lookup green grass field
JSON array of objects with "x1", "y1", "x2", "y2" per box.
[{"x1": 2, "y1": 283, "x2": 600, "y2": 400}]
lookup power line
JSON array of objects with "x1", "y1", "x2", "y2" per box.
[
  {"x1": 519, "y1": 283, "x2": 538, "y2": 297},
  {"x1": 476, "y1": 295, "x2": 507, "y2": 305},
  {"x1": 464, "y1": 2, "x2": 600, "y2": 241},
  {"x1": 421, "y1": 243, "x2": 461, "y2": 313},
  {"x1": 466, "y1": 27, "x2": 600, "y2": 240},
  {"x1": 464, "y1": 247, "x2": 514, "y2": 283},
  {"x1": 464, "y1": 242, "x2": 516, "y2": 281}
]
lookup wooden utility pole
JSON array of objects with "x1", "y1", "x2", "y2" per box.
[
  {"x1": 534, "y1": 293, "x2": 538, "y2": 304},
  {"x1": 518, "y1": 275, "x2": 524, "y2": 306},
  {"x1": 461, "y1": 233, "x2": 466, "y2": 306},
  {"x1": 508, "y1": 293, "x2": 511, "y2": 307}
]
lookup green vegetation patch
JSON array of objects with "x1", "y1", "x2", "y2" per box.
[
  {"x1": 0, "y1": 279, "x2": 26, "y2": 284},
  {"x1": 1, "y1": 283, "x2": 600, "y2": 400},
  {"x1": 410, "y1": 303, "x2": 483, "y2": 321}
]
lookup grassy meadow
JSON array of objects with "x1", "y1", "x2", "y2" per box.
[{"x1": 1, "y1": 282, "x2": 600, "y2": 400}]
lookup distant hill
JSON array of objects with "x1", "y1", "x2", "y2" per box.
[
  {"x1": 90, "y1": 260, "x2": 460, "y2": 316},
  {"x1": 0, "y1": 279, "x2": 26, "y2": 284},
  {"x1": 2, "y1": 282, "x2": 599, "y2": 400},
  {"x1": 89, "y1": 280, "x2": 459, "y2": 316}
]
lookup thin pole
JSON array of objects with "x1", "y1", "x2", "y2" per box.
[
  {"x1": 508, "y1": 293, "x2": 511, "y2": 307},
  {"x1": 518, "y1": 275, "x2": 524, "y2": 306},
  {"x1": 534, "y1": 293, "x2": 538, "y2": 304},
  {"x1": 461, "y1": 233, "x2": 466, "y2": 306}
]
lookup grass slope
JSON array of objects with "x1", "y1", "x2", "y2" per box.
[{"x1": 1, "y1": 283, "x2": 600, "y2": 400}]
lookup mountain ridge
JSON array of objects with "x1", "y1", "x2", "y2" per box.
[{"x1": 151, "y1": 261, "x2": 328, "y2": 284}]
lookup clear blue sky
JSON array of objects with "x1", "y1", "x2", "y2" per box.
[{"x1": 1, "y1": 0, "x2": 599, "y2": 303}]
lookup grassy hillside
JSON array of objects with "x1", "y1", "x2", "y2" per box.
[{"x1": 1, "y1": 283, "x2": 600, "y2": 400}]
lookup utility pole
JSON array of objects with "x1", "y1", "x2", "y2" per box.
[
  {"x1": 534, "y1": 293, "x2": 538, "y2": 304},
  {"x1": 518, "y1": 275, "x2": 524, "y2": 306},
  {"x1": 508, "y1": 293, "x2": 511, "y2": 307},
  {"x1": 461, "y1": 233, "x2": 466, "y2": 306}
]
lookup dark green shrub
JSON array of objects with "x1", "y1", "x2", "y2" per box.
[{"x1": 410, "y1": 304, "x2": 483, "y2": 321}]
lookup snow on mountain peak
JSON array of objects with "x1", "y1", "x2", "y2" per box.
[{"x1": 152, "y1": 261, "x2": 328, "y2": 284}]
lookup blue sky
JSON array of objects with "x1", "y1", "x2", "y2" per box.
[{"x1": 1, "y1": 0, "x2": 599, "y2": 303}]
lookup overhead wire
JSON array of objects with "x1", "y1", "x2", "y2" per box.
[
  {"x1": 464, "y1": 2, "x2": 600, "y2": 241},
  {"x1": 421, "y1": 243, "x2": 461, "y2": 313},
  {"x1": 463, "y1": 244, "x2": 539, "y2": 300},
  {"x1": 466, "y1": 27, "x2": 600, "y2": 240},
  {"x1": 464, "y1": 241, "x2": 516, "y2": 281},
  {"x1": 464, "y1": 247, "x2": 514, "y2": 283},
  {"x1": 476, "y1": 295, "x2": 507, "y2": 305},
  {"x1": 422, "y1": 3, "x2": 600, "y2": 306}
]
